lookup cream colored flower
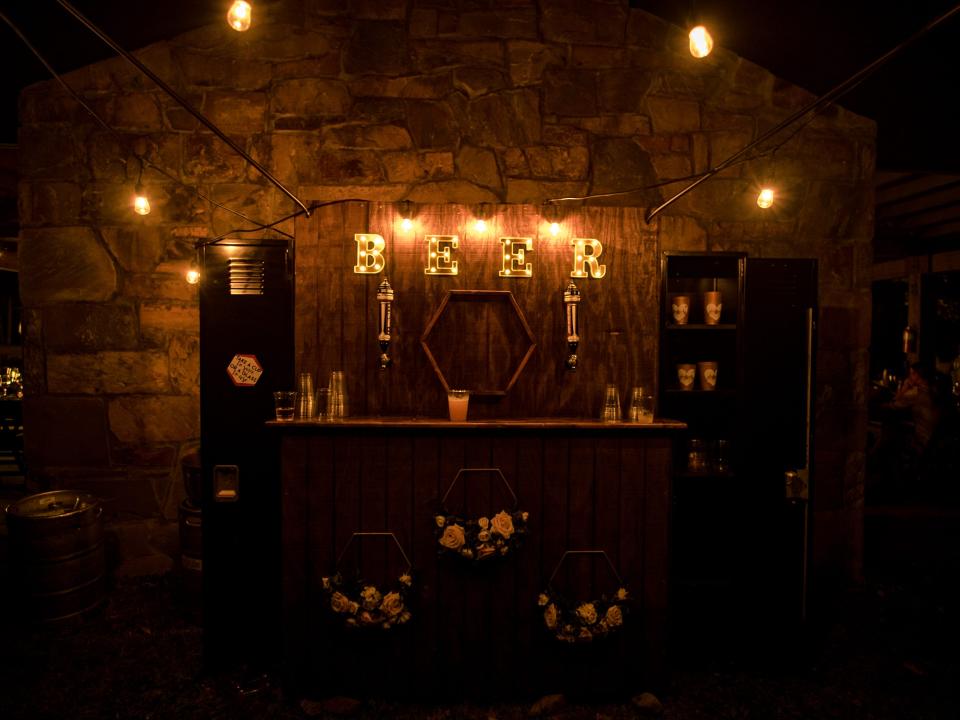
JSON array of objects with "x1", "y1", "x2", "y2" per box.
[
  {"x1": 477, "y1": 544, "x2": 496, "y2": 560},
  {"x1": 478, "y1": 529, "x2": 491, "y2": 542},
  {"x1": 491, "y1": 510, "x2": 514, "y2": 539},
  {"x1": 399, "y1": 574, "x2": 412, "y2": 586},
  {"x1": 330, "y1": 591, "x2": 350, "y2": 614},
  {"x1": 576, "y1": 602, "x2": 597, "y2": 625},
  {"x1": 435, "y1": 515, "x2": 446, "y2": 527},
  {"x1": 347, "y1": 601, "x2": 359, "y2": 614},
  {"x1": 461, "y1": 548, "x2": 473, "y2": 559},
  {"x1": 478, "y1": 517, "x2": 489, "y2": 529},
  {"x1": 604, "y1": 604, "x2": 623, "y2": 628},
  {"x1": 359, "y1": 611, "x2": 375, "y2": 624},
  {"x1": 578, "y1": 627, "x2": 593, "y2": 641},
  {"x1": 616, "y1": 587, "x2": 629, "y2": 601},
  {"x1": 360, "y1": 585, "x2": 382, "y2": 610},
  {"x1": 380, "y1": 591, "x2": 404, "y2": 618},
  {"x1": 521, "y1": 511, "x2": 529, "y2": 522},
  {"x1": 439, "y1": 524, "x2": 466, "y2": 550},
  {"x1": 321, "y1": 576, "x2": 331, "y2": 590},
  {"x1": 544, "y1": 603, "x2": 559, "y2": 629},
  {"x1": 398, "y1": 610, "x2": 411, "y2": 624},
  {"x1": 538, "y1": 593, "x2": 549, "y2": 607}
]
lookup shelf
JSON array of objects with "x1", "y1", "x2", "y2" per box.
[
  {"x1": 674, "y1": 470, "x2": 737, "y2": 480},
  {"x1": 665, "y1": 323, "x2": 736, "y2": 331}
]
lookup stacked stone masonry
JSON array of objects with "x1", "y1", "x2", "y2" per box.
[{"x1": 17, "y1": 0, "x2": 873, "y2": 585}]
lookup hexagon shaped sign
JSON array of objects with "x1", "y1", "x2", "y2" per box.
[
  {"x1": 421, "y1": 290, "x2": 536, "y2": 396},
  {"x1": 227, "y1": 353, "x2": 263, "y2": 387}
]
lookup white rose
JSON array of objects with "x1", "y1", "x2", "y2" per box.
[
  {"x1": 439, "y1": 524, "x2": 465, "y2": 550},
  {"x1": 491, "y1": 511, "x2": 514, "y2": 539},
  {"x1": 478, "y1": 517, "x2": 489, "y2": 529}
]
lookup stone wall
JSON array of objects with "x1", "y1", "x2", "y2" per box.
[{"x1": 17, "y1": 0, "x2": 874, "y2": 592}]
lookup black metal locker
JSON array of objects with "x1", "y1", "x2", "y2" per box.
[{"x1": 199, "y1": 238, "x2": 294, "y2": 669}]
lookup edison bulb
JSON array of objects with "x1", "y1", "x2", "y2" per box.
[
  {"x1": 757, "y1": 187, "x2": 775, "y2": 209},
  {"x1": 401, "y1": 217, "x2": 413, "y2": 232},
  {"x1": 549, "y1": 222, "x2": 561, "y2": 237},
  {"x1": 227, "y1": 1, "x2": 252, "y2": 32},
  {"x1": 689, "y1": 25, "x2": 714, "y2": 58},
  {"x1": 133, "y1": 190, "x2": 151, "y2": 216},
  {"x1": 474, "y1": 218, "x2": 487, "y2": 233},
  {"x1": 186, "y1": 267, "x2": 201, "y2": 285}
]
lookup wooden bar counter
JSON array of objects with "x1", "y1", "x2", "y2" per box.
[{"x1": 274, "y1": 417, "x2": 684, "y2": 700}]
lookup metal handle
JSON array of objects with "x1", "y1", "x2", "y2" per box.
[
  {"x1": 335, "y1": 531, "x2": 412, "y2": 574},
  {"x1": 547, "y1": 549, "x2": 623, "y2": 588},
  {"x1": 440, "y1": 467, "x2": 517, "y2": 510}
]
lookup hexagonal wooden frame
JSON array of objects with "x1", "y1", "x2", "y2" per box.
[{"x1": 421, "y1": 290, "x2": 536, "y2": 397}]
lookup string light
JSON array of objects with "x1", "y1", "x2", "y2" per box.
[
  {"x1": 132, "y1": 156, "x2": 150, "y2": 215},
  {"x1": 227, "y1": 1, "x2": 252, "y2": 32},
  {"x1": 757, "y1": 187, "x2": 775, "y2": 209},
  {"x1": 550, "y1": 222, "x2": 561, "y2": 237},
  {"x1": 398, "y1": 200, "x2": 414, "y2": 232},
  {"x1": 474, "y1": 218, "x2": 487, "y2": 233},
  {"x1": 185, "y1": 260, "x2": 201, "y2": 285},
  {"x1": 689, "y1": 25, "x2": 714, "y2": 58}
]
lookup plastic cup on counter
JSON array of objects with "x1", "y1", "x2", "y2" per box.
[
  {"x1": 273, "y1": 391, "x2": 297, "y2": 421},
  {"x1": 447, "y1": 389, "x2": 470, "y2": 421}
]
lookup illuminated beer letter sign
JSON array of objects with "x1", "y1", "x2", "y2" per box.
[
  {"x1": 499, "y1": 237, "x2": 533, "y2": 278},
  {"x1": 425, "y1": 235, "x2": 459, "y2": 275},
  {"x1": 570, "y1": 238, "x2": 606, "y2": 279},
  {"x1": 354, "y1": 233, "x2": 385, "y2": 274}
]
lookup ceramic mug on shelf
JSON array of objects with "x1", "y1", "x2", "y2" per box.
[
  {"x1": 698, "y1": 361, "x2": 718, "y2": 391},
  {"x1": 703, "y1": 291, "x2": 722, "y2": 325},
  {"x1": 671, "y1": 295, "x2": 691, "y2": 325},
  {"x1": 677, "y1": 364, "x2": 696, "y2": 391}
]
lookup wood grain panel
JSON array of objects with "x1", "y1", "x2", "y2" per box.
[{"x1": 294, "y1": 204, "x2": 659, "y2": 420}]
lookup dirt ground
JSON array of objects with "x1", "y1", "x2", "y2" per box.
[{"x1": 0, "y1": 510, "x2": 958, "y2": 720}]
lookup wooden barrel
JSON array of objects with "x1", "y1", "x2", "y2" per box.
[
  {"x1": 5, "y1": 490, "x2": 106, "y2": 622},
  {"x1": 178, "y1": 500, "x2": 202, "y2": 602}
]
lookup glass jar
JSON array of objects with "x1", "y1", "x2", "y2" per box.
[{"x1": 687, "y1": 438, "x2": 709, "y2": 474}]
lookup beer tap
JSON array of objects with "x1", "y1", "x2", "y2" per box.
[
  {"x1": 564, "y1": 281, "x2": 581, "y2": 370},
  {"x1": 377, "y1": 279, "x2": 394, "y2": 369}
]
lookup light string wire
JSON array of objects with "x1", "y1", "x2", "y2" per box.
[
  {"x1": 0, "y1": 9, "x2": 293, "y2": 240},
  {"x1": 54, "y1": 0, "x2": 310, "y2": 217},
  {"x1": 548, "y1": 3, "x2": 960, "y2": 221}
]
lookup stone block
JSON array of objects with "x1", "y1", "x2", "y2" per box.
[
  {"x1": 19, "y1": 87, "x2": 80, "y2": 125},
  {"x1": 48, "y1": 351, "x2": 171, "y2": 395},
  {"x1": 345, "y1": 21, "x2": 411, "y2": 74},
  {"x1": 456, "y1": 146, "x2": 502, "y2": 189},
  {"x1": 406, "y1": 180, "x2": 499, "y2": 204},
  {"x1": 453, "y1": 67, "x2": 507, "y2": 98},
  {"x1": 405, "y1": 100, "x2": 460, "y2": 149},
  {"x1": 572, "y1": 45, "x2": 629, "y2": 69},
  {"x1": 541, "y1": 5, "x2": 602, "y2": 44},
  {"x1": 598, "y1": 69, "x2": 654, "y2": 113},
  {"x1": 296, "y1": 184, "x2": 408, "y2": 202},
  {"x1": 544, "y1": 70, "x2": 598, "y2": 117},
  {"x1": 658, "y1": 215, "x2": 707, "y2": 252},
  {"x1": 401, "y1": 74, "x2": 454, "y2": 99},
  {"x1": 273, "y1": 54, "x2": 343, "y2": 80},
  {"x1": 20, "y1": 182, "x2": 83, "y2": 226},
  {"x1": 542, "y1": 124, "x2": 590, "y2": 146},
  {"x1": 505, "y1": 179, "x2": 587, "y2": 204},
  {"x1": 110, "y1": 93, "x2": 164, "y2": 131},
  {"x1": 169, "y1": 335, "x2": 200, "y2": 394},
  {"x1": 99, "y1": 226, "x2": 167, "y2": 273},
  {"x1": 123, "y1": 273, "x2": 201, "y2": 303},
  {"x1": 382, "y1": 150, "x2": 453, "y2": 182},
  {"x1": 464, "y1": 90, "x2": 541, "y2": 147},
  {"x1": 409, "y1": 8, "x2": 438, "y2": 38},
  {"x1": 21, "y1": 396, "x2": 110, "y2": 467},
  {"x1": 507, "y1": 41, "x2": 565, "y2": 86},
  {"x1": 503, "y1": 148, "x2": 529, "y2": 177},
  {"x1": 140, "y1": 302, "x2": 199, "y2": 342},
  {"x1": 589, "y1": 137, "x2": 661, "y2": 204},
  {"x1": 456, "y1": 9, "x2": 538, "y2": 39},
  {"x1": 650, "y1": 152, "x2": 692, "y2": 180},
  {"x1": 567, "y1": 114, "x2": 653, "y2": 137},
  {"x1": 350, "y1": 96, "x2": 407, "y2": 124},
  {"x1": 182, "y1": 133, "x2": 247, "y2": 181},
  {"x1": 271, "y1": 134, "x2": 386, "y2": 184},
  {"x1": 272, "y1": 78, "x2": 350, "y2": 117},
  {"x1": 646, "y1": 96, "x2": 700, "y2": 133},
  {"x1": 323, "y1": 124, "x2": 413, "y2": 150},
  {"x1": 176, "y1": 50, "x2": 272, "y2": 90},
  {"x1": 108, "y1": 395, "x2": 200, "y2": 445},
  {"x1": 412, "y1": 40, "x2": 504, "y2": 72},
  {"x1": 205, "y1": 92, "x2": 268, "y2": 133},
  {"x1": 19, "y1": 226, "x2": 117, "y2": 305},
  {"x1": 708, "y1": 130, "x2": 753, "y2": 167},
  {"x1": 524, "y1": 146, "x2": 589, "y2": 180},
  {"x1": 17, "y1": 126, "x2": 85, "y2": 181},
  {"x1": 45, "y1": 303, "x2": 139, "y2": 352},
  {"x1": 702, "y1": 110, "x2": 755, "y2": 132}
]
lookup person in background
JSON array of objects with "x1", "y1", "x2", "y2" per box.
[{"x1": 893, "y1": 362, "x2": 940, "y2": 455}]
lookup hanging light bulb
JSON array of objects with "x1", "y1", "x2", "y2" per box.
[
  {"x1": 398, "y1": 200, "x2": 414, "y2": 232},
  {"x1": 185, "y1": 260, "x2": 201, "y2": 285},
  {"x1": 227, "y1": 1, "x2": 253, "y2": 32},
  {"x1": 757, "y1": 187, "x2": 775, "y2": 209},
  {"x1": 474, "y1": 218, "x2": 487, "y2": 233},
  {"x1": 689, "y1": 25, "x2": 714, "y2": 58},
  {"x1": 549, "y1": 222, "x2": 561, "y2": 237},
  {"x1": 133, "y1": 184, "x2": 151, "y2": 215}
]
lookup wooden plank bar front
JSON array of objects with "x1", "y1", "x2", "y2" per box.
[{"x1": 276, "y1": 418, "x2": 683, "y2": 701}]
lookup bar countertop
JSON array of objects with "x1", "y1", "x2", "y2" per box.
[{"x1": 267, "y1": 416, "x2": 687, "y2": 430}]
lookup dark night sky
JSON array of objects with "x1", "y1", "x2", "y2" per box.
[{"x1": 1, "y1": 1, "x2": 959, "y2": 172}]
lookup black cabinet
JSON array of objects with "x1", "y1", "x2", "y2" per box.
[{"x1": 659, "y1": 252, "x2": 817, "y2": 656}]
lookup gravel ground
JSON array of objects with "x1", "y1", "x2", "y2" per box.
[{"x1": 0, "y1": 511, "x2": 958, "y2": 720}]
